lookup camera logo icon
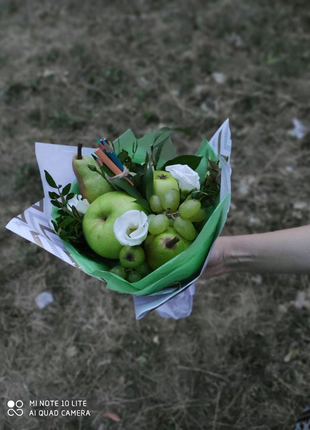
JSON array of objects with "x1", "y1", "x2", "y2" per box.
[{"x1": 7, "y1": 400, "x2": 24, "y2": 416}]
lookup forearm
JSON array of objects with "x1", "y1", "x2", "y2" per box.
[{"x1": 223, "y1": 225, "x2": 310, "y2": 275}]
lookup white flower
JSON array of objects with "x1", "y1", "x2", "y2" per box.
[
  {"x1": 67, "y1": 194, "x2": 90, "y2": 215},
  {"x1": 166, "y1": 164, "x2": 200, "y2": 191},
  {"x1": 114, "y1": 210, "x2": 148, "y2": 246}
]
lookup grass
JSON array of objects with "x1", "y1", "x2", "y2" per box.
[
  {"x1": 3, "y1": 81, "x2": 27, "y2": 103},
  {"x1": 48, "y1": 110, "x2": 87, "y2": 130},
  {"x1": 1, "y1": 0, "x2": 310, "y2": 429}
]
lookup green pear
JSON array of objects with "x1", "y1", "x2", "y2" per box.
[
  {"x1": 153, "y1": 171, "x2": 179, "y2": 201},
  {"x1": 83, "y1": 192, "x2": 147, "y2": 259},
  {"x1": 144, "y1": 227, "x2": 192, "y2": 270},
  {"x1": 72, "y1": 144, "x2": 112, "y2": 203}
]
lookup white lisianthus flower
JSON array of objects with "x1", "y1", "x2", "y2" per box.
[
  {"x1": 114, "y1": 210, "x2": 148, "y2": 246},
  {"x1": 67, "y1": 194, "x2": 90, "y2": 215},
  {"x1": 166, "y1": 164, "x2": 200, "y2": 191}
]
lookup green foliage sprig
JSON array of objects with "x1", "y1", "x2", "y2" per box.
[
  {"x1": 44, "y1": 170, "x2": 84, "y2": 243},
  {"x1": 190, "y1": 159, "x2": 221, "y2": 208}
]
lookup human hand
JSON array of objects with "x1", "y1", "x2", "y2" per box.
[
  {"x1": 202, "y1": 237, "x2": 231, "y2": 279},
  {"x1": 203, "y1": 225, "x2": 310, "y2": 278}
]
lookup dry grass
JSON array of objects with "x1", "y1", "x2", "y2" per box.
[{"x1": 1, "y1": 0, "x2": 310, "y2": 429}]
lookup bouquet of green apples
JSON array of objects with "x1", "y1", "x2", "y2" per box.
[{"x1": 6, "y1": 121, "x2": 232, "y2": 319}]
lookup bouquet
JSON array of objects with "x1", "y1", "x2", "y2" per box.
[{"x1": 6, "y1": 120, "x2": 232, "y2": 319}]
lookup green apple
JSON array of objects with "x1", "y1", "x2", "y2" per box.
[
  {"x1": 110, "y1": 265, "x2": 126, "y2": 279},
  {"x1": 83, "y1": 192, "x2": 147, "y2": 259},
  {"x1": 136, "y1": 261, "x2": 151, "y2": 277},
  {"x1": 127, "y1": 270, "x2": 142, "y2": 283},
  {"x1": 144, "y1": 227, "x2": 192, "y2": 270},
  {"x1": 119, "y1": 245, "x2": 145, "y2": 268},
  {"x1": 153, "y1": 171, "x2": 179, "y2": 202}
]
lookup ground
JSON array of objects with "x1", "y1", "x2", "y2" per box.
[{"x1": 1, "y1": 0, "x2": 310, "y2": 429}]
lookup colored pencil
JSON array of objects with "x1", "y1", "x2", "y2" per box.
[{"x1": 94, "y1": 148, "x2": 134, "y2": 186}]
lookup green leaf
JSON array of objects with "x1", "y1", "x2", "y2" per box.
[
  {"x1": 133, "y1": 198, "x2": 151, "y2": 212},
  {"x1": 118, "y1": 150, "x2": 130, "y2": 164},
  {"x1": 152, "y1": 129, "x2": 176, "y2": 169},
  {"x1": 144, "y1": 151, "x2": 149, "y2": 166},
  {"x1": 132, "y1": 163, "x2": 144, "y2": 175},
  {"x1": 44, "y1": 170, "x2": 58, "y2": 188},
  {"x1": 153, "y1": 127, "x2": 192, "y2": 165},
  {"x1": 66, "y1": 192, "x2": 75, "y2": 201},
  {"x1": 162, "y1": 155, "x2": 203, "y2": 171},
  {"x1": 51, "y1": 200, "x2": 62, "y2": 208},
  {"x1": 87, "y1": 164, "x2": 97, "y2": 172},
  {"x1": 132, "y1": 173, "x2": 142, "y2": 189},
  {"x1": 156, "y1": 138, "x2": 176, "y2": 169},
  {"x1": 133, "y1": 132, "x2": 155, "y2": 164},
  {"x1": 99, "y1": 163, "x2": 114, "y2": 177},
  {"x1": 58, "y1": 232, "x2": 70, "y2": 242},
  {"x1": 62, "y1": 183, "x2": 71, "y2": 196},
  {"x1": 49, "y1": 191, "x2": 60, "y2": 199},
  {"x1": 144, "y1": 162, "x2": 154, "y2": 202},
  {"x1": 113, "y1": 129, "x2": 137, "y2": 156},
  {"x1": 154, "y1": 134, "x2": 171, "y2": 168},
  {"x1": 153, "y1": 127, "x2": 171, "y2": 144},
  {"x1": 132, "y1": 139, "x2": 139, "y2": 155},
  {"x1": 112, "y1": 178, "x2": 144, "y2": 200},
  {"x1": 59, "y1": 218, "x2": 76, "y2": 228},
  {"x1": 71, "y1": 205, "x2": 81, "y2": 219}
]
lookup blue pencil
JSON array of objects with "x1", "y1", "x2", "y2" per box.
[{"x1": 98, "y1": 139, "x2": 124, "y2": 171}]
